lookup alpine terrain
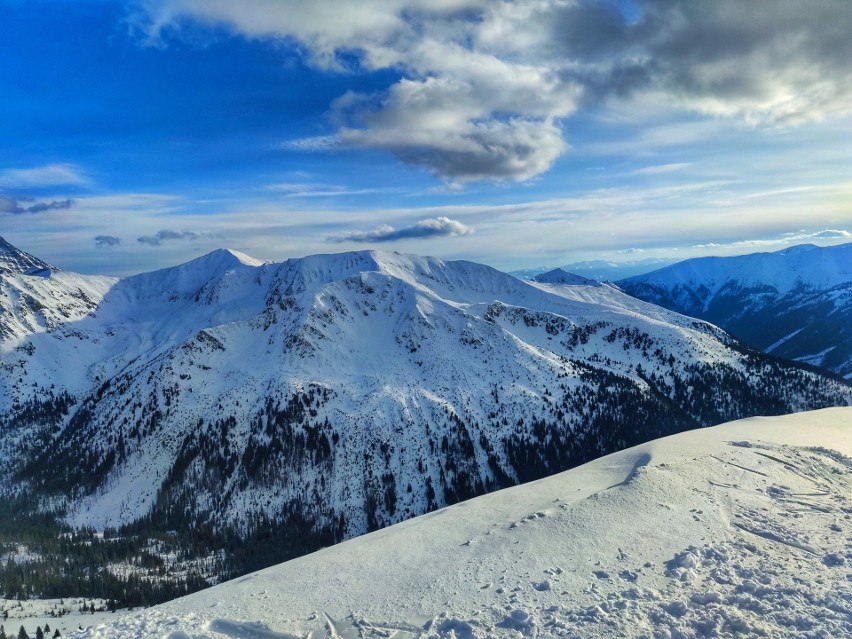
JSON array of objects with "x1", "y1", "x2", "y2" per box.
[
  {"x1": 73, "y1": 407, "x2": 852, "y2": 639},
  {"x1": 618, "y1": 242, "x2": 852, "y2": 379},
  {"x1": 0, "y1": 237, "x2": 850, "y2": 605}
]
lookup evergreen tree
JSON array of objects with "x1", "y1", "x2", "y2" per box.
[
  {"x1": 16, "y1": 626, "x2": 27, "y2": 639},
  {"x1": 34, "y1": 629, "x2": 43, "y2": 639},
  {"x1": 0, "y1": 624, "x2": 6, "y2": 639},
  {"x1": 52, "y1": 633, "x2": 60, "y2": 639}
]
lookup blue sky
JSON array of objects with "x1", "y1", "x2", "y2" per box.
[{"x1": 2, "y1": 0, "x2": 851, "y2": 276}]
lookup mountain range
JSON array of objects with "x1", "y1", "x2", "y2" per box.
[
  {"x1": 618, "y1": 243, "x2": 852, "y2": 379},
  {"x1": 0, "y1": 236, "x2": 849, "y2": 590},
  {"x1": 512, "y1": 256, "x2": 677, "y2": 282}
]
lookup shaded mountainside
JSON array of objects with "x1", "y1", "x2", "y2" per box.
[
  {"x1": 618, "y1": 243, "x2": 852, "y2": 379},
  {"x1": 0, "y1": 238, "x2": 850, "y2": 592}
]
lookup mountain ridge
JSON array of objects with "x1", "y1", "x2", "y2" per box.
[{"x1": 618, "y1": 242, "x2": 852, "y2": 378}]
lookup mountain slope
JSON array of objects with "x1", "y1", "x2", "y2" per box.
[
  {"x1": 73, "y1": 407, "x2": 852, "y2": 639},
  {"x1": 0, "y1": 236, "x2": 56, "y2": 276},
  {"x1": 618, "y1": 243, "x2": 852, "y2": 378},
  {"x1": 0, "y1": 239, "x2": 850, "y2": 588}
]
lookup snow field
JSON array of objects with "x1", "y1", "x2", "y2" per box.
[{"x1": 73, "y1": 408, "x2": 852, "y2": 639}]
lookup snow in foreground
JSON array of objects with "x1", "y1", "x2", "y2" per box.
[{"x1": 75, "y1": 408, "x2": 852, "y2": 639}]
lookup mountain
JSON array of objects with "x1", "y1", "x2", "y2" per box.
[
  {"x1": 532, "y1": 268, "x2": 600, "y2": 287},
  {"x1": 618, "y1": 243, "x2": 852, "y2": 379},
  {"x1": 72, "y1": 407, "x2": 852, "y2": 639},
  {"x1": 0, "y1": 236, "x2": 57, "y2": 276},
  {"x1": 512, "y1": 257, "x2": 677, "y2": 282},
  {"x1": 0, "y1": 237, "x2": 850, "y2": 593}
]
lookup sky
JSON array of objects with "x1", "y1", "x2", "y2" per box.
[{"x1": 1, "y1": 0, "x2": 851, "y2": 276}]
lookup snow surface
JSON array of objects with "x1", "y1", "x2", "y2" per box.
[{"x1": 73, "y1": 407, "x2": 852, "y2": 639}]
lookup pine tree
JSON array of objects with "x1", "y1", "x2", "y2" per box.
[
  {"x1": 0, "y1": 624, "x2": 6, "y2": 639},
  {"x1": 52, "y1": 632, "x2": 60, "y2": 639},
  {"x1": 16, "y1": 626, "x2": 27, "y2": 639},
  {"x1": 34, "y1": 629, "x2": 43, "y2": 639}
]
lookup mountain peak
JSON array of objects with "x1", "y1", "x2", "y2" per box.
[
  {"x1": 188, "y1": 248, "x2": 267, "y2": 269},
  {"x1": 776, "y1": 243, "x2": 819, "y2": 255},
  {"x1": 533, "y1": 268, "x2": 599, "y2": 286},
  {"x1": 0, "y1": 235, "x2": 56, "y2": 276}
]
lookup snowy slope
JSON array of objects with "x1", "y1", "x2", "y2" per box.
[
  {"x1": 74, "y1": 407, "x2": 852, "y2": 639},
  {"x1": 618, "y1": 243, "x2": 852, "y2": 378},
  {"x1": 1, "y1": 238, "x2": 850, "y2": 582}
]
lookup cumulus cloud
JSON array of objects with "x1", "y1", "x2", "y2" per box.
[
  {"x1": 137, "y1": 229, "x2": 203, "y2": 246},
  {"x1": 0, "y1": 196, "x2": 74, "y2": 215},
  {"x1": 134, "y1": 0, "x2": 852, "y2": 181},
  {"x1": 328, "y1": 216, "x2": 473, "y2": 243},
  {"x1": 94, "y1": 235, "x2": 121, "y2": 248}
]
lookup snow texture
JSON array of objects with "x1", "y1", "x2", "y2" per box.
[{"x1": 72, "y1": 407, "x2": 852, "y2": 639}]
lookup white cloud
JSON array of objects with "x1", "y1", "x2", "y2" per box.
[
  {"x1": 265, "y1": 182, "x2": 395, "y2": 198},
  {"x1": 328, "y1": 216, "x2": 473, "y2": 243},
  {"x1": 0, "y1": 163, "x2": 90, "y2": 188},
  {"x1": 632, "y1": 163, "x2": 692, "y2": 176},
  {"x1": 278, "y1": 135, "x2": 340, "y2": 152},
  {"x1": 133, "y1": 0, "x2": 852, "y2": 183}
]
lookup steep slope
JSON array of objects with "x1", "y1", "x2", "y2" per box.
[
  {"x1": 618, "y1": 243, "x2": 852, "y2": 378},
  {"x1": 73, "y1": 407, "x2": 852, "y2": 639},
  {"x1": 0, "y1": 240, "x2": 849, "y2": 588},
  {"x1": 0, "y1": 236, "x2": 56, "y2": 276}
]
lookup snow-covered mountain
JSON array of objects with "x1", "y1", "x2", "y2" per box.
[
  {"x1": 618, "y1": 243, "x2": 852, "y2": 379},
  {"x1": 532, "y1": 268, "x2": 600, "y2": 287},
  {"x1": 72, "y1": 407, "x2": 852, "y2": 639},
  {"x1": 1, "y1": 237, "x2": 850, "y2": 583}
]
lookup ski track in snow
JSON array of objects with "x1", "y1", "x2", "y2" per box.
[{"x1": 73, "y1": 409, "x2": 852, "y2": 639}]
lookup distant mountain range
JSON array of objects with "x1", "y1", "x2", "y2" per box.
[
  {"x1": 618, "y1": 243, "x2": 852, "y2": 379},
  {"x1": 1, "y1": 236, "x2": 849, "y2": 590},
  {"x1": 512, "y1": 257, "x2": 677, "y2": 282}
]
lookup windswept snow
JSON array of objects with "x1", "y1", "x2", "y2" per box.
[{"x1": 75, "y1": 408, "x2": 852, "y2": 639}]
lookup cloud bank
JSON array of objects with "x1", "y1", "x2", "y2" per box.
[
  {"x1": 137, "y1": 229, "x2": 205, "y2": 246},
  {"x1": 328, "y1": 216, "x2": 472, "y2": 243},
  {"x1": 135, "y1": 0, "x2": 852, "y2": 183},
  {"x1": 94, "y1": 235, "x2": 121, "y2": 248},
  {"x1": 0, "y1": 196, "x2": 74, "y2": 215}
]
